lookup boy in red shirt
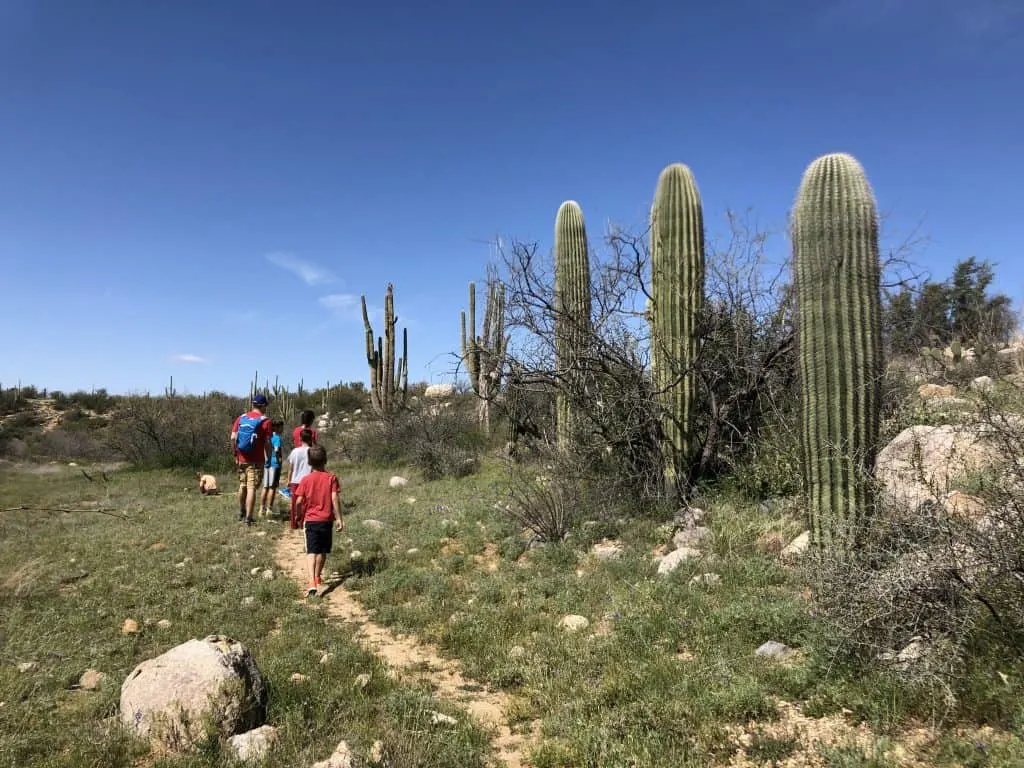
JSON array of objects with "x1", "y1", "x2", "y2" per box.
[
  {"x1": 230, "y1": 394, "x2": 274, "y2": 526},
  {"x1": 292, "y1": 409, "x2": 319, "y2": 448},
  {"x1": 295, "y1": 444, "x2": 344, "y2": 596}
]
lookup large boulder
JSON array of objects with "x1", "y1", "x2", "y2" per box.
[
  {"x1": 120, "y1": 635, "x2": 267, "y2": 751},
  {"x1": 875, "y1": 425, "x2": 1002, "y2": 511},
  {"x1": 424, "y1": 383, "x2": 456, "y2": 399}
]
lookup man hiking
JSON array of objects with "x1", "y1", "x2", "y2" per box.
[{"x1": 231, "y1": 393, "x2": 273, "y2": 526}]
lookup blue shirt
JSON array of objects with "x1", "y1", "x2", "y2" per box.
[{"x1": 268, "y1": 433, "x2": 282, "y2": 468}]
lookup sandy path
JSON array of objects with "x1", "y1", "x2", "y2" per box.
[{"x1": 274, "y1": 534, "x2": 539, "y2": 768}]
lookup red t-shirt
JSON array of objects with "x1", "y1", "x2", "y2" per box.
[
  {"x1": 232, "y1": 410, "x2": 274, "y2": 465},
  {"x1": 292, "y1": 425, "x2": 319, "y2": 448},
  {"x1": 296, "y1": 470, "x2": 340, "y2": 524}
]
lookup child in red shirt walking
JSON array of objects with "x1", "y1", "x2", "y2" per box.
[
  {"x1": 292, "y1": 409, "x2": 319, "y2": 448},
  {"x1": 294, "y1": 444, "x2": 344, "y2": 596}
]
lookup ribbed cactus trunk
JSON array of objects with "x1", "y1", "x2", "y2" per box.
[
  {"x1": 793, "y1": 153, "x2": 883, "y2": 558},
  {"x1": 461, "y1": 279, "x2": 507, "y2": 436},
  {"x1": 650, "y1": 164, "x2": 705, "y2": 498},
  {"x1": 554, "y1": 201, "x2": 592, "y2": 451},
  {"x1": 362, "y1": 284, "x2": 409, "y2": 416}
]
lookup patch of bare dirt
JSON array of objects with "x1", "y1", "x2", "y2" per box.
[{"x1": 274, "y1": 534, "x2": 540, "y2": 768}]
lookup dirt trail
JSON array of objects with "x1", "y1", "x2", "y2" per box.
[{"x1": 274, "y1": 534, "x2": 539, "y2": 768}]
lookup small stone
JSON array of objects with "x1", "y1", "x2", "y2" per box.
[
  {"x1": 349, "y1": 550, "x2": 363, "y2": 561},
  {"x1": 688, "y1": 572, "x2": 722, "y2": 588},
  {"x1": 312, "y1": 739, "x2": 356, "y2": 768},
  {"x1": 241, "y1": 596, "x2": 256, "y2": 606},
  {"x1": 121, "y1": 618, "x2": 139, "y2": 634},
  {"x1": 319, "y1": 653, "x2": 334, "y2": 665},
  {"x1": 656, "y1": 547, "x2": 701, "y2": 575},
  {"x1": 290, "y1": 672, "x2": 308, "y2": 683},
  {"x1": 388, "y1": 476, "x2": 408, "y2": 488},
  {"x1": 755, "y1": 640, "x2": 793, "y2": 659},
  {"x1": 560, "y1": 615, "x2": 589, "y2": 632},
  {"x1": 406, "y1": 497, "x2": 416, "y2": 504},
  {"x1": 406, "y1": 548, "x2": 420, "y2": 555},
  {"x1": 261, "y1": 569, "x2": 274, "y2": 580},
  {"x1": 673, "y1": 526, "x2": 713, "y2": 550},
  {"x1": 508, "y1": 645, "x2": 526, "y2": 659},
  {"x1": 354, "y1": 672, "x2": 371, "y2": 689},
  {"x1": 250, "y1": 566, "x2": 261, "y2": 576},
  {"x1": 157, "y1": 619, "x2": 172, "y2": 629},
  {"x1": 590, "y1": 541, "x2": 624, "y2": 560},
  {"x1": 16, "y1": 661, "x2": 37, "y2": 673},
  {"x1": 363, "y1": 519, "x2": 385, "y2": 530},
  {"x1": 148, "y1": 542, "x2": 166, "y2": 552},
  {"x1": 368, "y1": 739, "x2": 385, "y2": 764},
  {"x1": 228, "y1": 725, "x2": 278, "y2": 763},
  {"x1": 428, "y1": 710, "x2": 458, "y2": 726},
  {"x1": 970, "y1": 375, "x2": 995, "y2": 392},
  {"x1": 254, "y1": 531, "x2": 267, "y2": 538},
  {"x1": 175, "y1": 561, "x2": 186, "y2": 569},
  {"x1": 79, "y1": 668, "x2": 106, "y2": 690}
]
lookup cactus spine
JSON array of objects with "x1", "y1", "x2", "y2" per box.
[
  {"x1": 650, "y1": 164, "x2": 705, "y2": 496},
  {"x1": 461, "y1": 279, "x2": 507, "y2": 436},
  {"x1": 793, "y1": 153, "x2": 883, "y2": 557},
  {"x1": 554, "y1": 200, "x2": 592, "y2": 450},
  {"x1": 361, "y1": 283, "x2": 409, "y2": 415}
]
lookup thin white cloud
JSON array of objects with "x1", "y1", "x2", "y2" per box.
[
  {"x1": 172, "y1": 353, "x2": 207, "y2": 364},
  {"x1": 265, "y1": 252, "x2": 337, "y2": 286}
]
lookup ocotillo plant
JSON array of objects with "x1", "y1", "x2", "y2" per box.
[
  {"x1": 650, "y1": 163, "x2": 705, "y2": 497},
  {"x1": 361, "y1": 283, "x2": 409, "y2": 415},
  {"x1": 554, "y1": 200, "x2": 592, "y2": 451},
  {"x1": 793, "y1": 152, "x2": 883, "y2": 558},
  {"x1": 461, "y1": 278, "x2": 507, "y2": 435}
]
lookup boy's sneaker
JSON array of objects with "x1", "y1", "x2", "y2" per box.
[
  {"x1": 245, "y1": 517, "x2": 254, "y2": 527},
  {"x1": 306, "y1": 583, "x2": 317, "y2": 597}
]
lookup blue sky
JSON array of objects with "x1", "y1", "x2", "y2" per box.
[{"x1": 1, "y1": 0, "x2": 1021, "y2": 396}]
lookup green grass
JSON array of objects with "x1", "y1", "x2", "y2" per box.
[
  {"x1": 0, "y1": 463, "x2": 491, "y2": 768},
  {"x1": 3, "y1": 457, "x2": 1024, "y2": 767}
]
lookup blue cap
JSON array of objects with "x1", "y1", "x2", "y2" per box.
[{"x1": 252, "y1": 393, "x2": 268, "y2": 406}]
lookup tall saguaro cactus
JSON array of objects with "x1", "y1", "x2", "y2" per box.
[
  {"x1": 461, "y1": 279, "x2": 507, "y2": 436},
  {"x1": 361, "y1": 283, "x2": 409, "y2": 415},
  {"x1": 554, "y1": 200, "x2": 592, "y2": 450},
  {"x1": 650, "y1": 163, "x2": 705, "y2": 497},
  {"x1": 793, "y1": 152, "x2": 883, "y2": 558}
]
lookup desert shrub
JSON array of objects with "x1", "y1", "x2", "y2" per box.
[
  {"x1": 0, "y1": 388, "x2": 35, "y2": 417},
  {"x1": 106, "y1": 394, "x2": 246, "y2": 470},
  {"x1": 52, "y1": 389, "x2": 115, "y2": 414},
  {"x1": 344, "y1": 398, "x2": 486, "y2": 479},
  {"x1": 30, "y1": 427, "x2": 107, "y2": 461}
]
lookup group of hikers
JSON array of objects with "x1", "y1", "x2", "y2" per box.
[{"x1": 207, "y1": 394, "x2": 344, "y2": 595}]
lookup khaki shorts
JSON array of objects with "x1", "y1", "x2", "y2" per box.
[{"x1": 237, "y1": 463, "x2": 264, "y2": 490}]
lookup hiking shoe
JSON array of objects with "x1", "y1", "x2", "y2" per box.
[
  {"x1": 245, "y1": 517, "x2": 254, "y2": 527},
  {"x1": 306, "y1": 583, "x2": 317, "y2": 597}
]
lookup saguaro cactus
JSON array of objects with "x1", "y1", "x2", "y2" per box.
[
  {"x1": 361, "y1": 283, "x2": 409, "y2": 415},
  {"x1": 554, "y1": 200, "x2": 592, "y2": 450},
  {"x1": 793, "y1": 152, "x2": 883, "y2": 557},
  {"x1": 650, "y1": 163, "x2": 705, "y2": 496},
  {"x1": 461, "y1": 279, "x2": 507, "y2": 435}
]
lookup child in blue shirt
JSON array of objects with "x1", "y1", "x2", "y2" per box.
[{"x1": 259, "y1": 420, "x2": 285, "y2": 518}]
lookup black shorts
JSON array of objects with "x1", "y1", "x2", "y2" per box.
[{"x1": 304, "y1": 522, "x2": 333, "y2": 555}]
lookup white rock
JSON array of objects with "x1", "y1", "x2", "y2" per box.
[
  {"x1": 368, "y1": 740, "x2": 384, "y2": 764},
  {"x1": 250, "y1": 567, "x2": 261, "y2": 576},
  {"x1": 508, "y1": 645, "x2": 526, "y2": 659},
  {"x1": 971, "y1": 375, "x2": 995, "y2": 392},
  {"x1": 781, "y1": 531, "x2": 810, "y2": 559},
  {"x1": 16, "y1": 662, "x2": 36, "y2": 673},
  {"x1": 428, "y1": 710, "x2": 458, "y2": 726},
  {"x1": 424, "y1": 383, "x2": 456, "y2": 398},
  {"x1": 119, "y1": 635, "x2": 267, "y2": 750},
  {"x1": 755, "y1": 640, "x2": 793, "y2": 658},
  {"x1": 241, "y1": 596, "x2": 256, "y2": 606},
  {"x1": 228, "y1": 724, "x2": 278, "y2": 763},
  {"x1": 290, "y1": 672, "x2": 308, "y2": 683},
  {"x1": 319, "y1": 653, "x2": 334, "y2": 665},
  {"x1": 157, "y1": 619, "x2": 172, "y2": 629},
  {"x1": 559, "y1": 615, "x2": 590, "y2": 632},
  {"x1": 362, "y1": 519, "x2": 385, "y2": 530},
  {"x1": 388, "y1": 476, "x2": 408, "y2": 488},
  {"x1": 688, "y1": 573, "x2": 722, "y2": 588},
  {"x1": 354, "y1": 673, "x2": 371, "y2": 689},
  {"x1": 406, "y1": 548, "x2": 420, "y2": 555},
  {"x1": 312, "y1": 740, "x2": 355, "y2": 768},
  {"x1": 590, "y1": 541, "x2": 624, "y2": 560},
  {"x1": 656, "y1": 547, "x2": 701, "y2": 575},
  {"x1": 260, "y1": 569, "x2": 274, "y2": 580}
]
